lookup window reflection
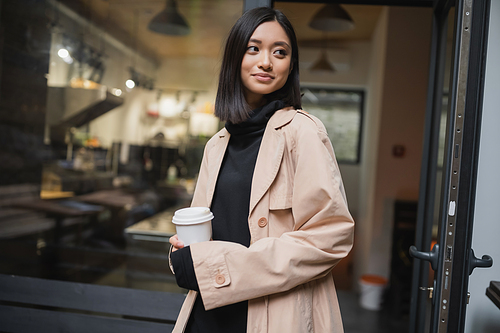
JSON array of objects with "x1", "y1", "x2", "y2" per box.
[{"x1": 0, "y1": 0, "x2": 242, "y2": 293}]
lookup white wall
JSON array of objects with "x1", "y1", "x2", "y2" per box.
[
  {"x1": 356, "y1": 6, "x2": 433, "y2": 281},
  {"x1": 465, "y1": 0, "x2": 500, "y2": 331},
  {"x1": 353, "y1": 7, "x2": 389, "y2": 285},
  {"x1": 300, "y1": 41, "x2": 371, "y2": 89}
]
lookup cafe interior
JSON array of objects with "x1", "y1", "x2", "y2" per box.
[{"x1": 0, "y1": 0, "x2": 443, "y2": 331}]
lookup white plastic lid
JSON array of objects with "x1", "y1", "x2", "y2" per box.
[{"x1": 172, "y1": 207, "x2": 214, "y2": 225}]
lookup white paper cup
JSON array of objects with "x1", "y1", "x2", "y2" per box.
[{"x1": 172, "y1": 207, "x2": 213, "y2": 246}]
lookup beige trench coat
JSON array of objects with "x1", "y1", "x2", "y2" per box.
[{"x1": 172, "y1": 108, "x2": 355, "y2": 333}]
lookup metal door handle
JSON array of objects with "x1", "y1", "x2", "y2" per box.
[
  {"x1": 409, "y1": 244, "x2": 440, "y2": 271},
  {"x1": 468, "y1": 249, "x2": 493, "y2": 275}
]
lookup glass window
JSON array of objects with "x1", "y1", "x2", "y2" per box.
[
  {"x1": 300, "y1": 87, "x2": 364, "y2": 164},
  {"x1": 0, "y1": 0, "x2": 240, "y2": 293}
]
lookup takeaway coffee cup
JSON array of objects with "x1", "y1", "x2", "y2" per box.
[{"x1": 172, "y1": 207, "x2": 213, "y2": 246}]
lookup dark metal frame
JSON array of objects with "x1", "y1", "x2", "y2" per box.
[
  {"x1": 274, "y1": 0, "x2": 434, "y2": 7},
  {"x1": 447, "y1": 0, "x2": 490, "y2": 331},
  {"x1": 431, "y1": 1, "x2": 467, "y2": 330},
  {"x1": 245, "y1": 0, "x2": 436, "y2": 8},
  {"x1": 244, "y1": 0, "x2": 273, "y2": 11},
  {"x1": 409, "y1": 0, "x2": 453, "y2": 332},
  {"x1": 410, "y1": 0, "x2": 491, "y2": 332},
  {"x1": 430, "y1": 0, "x2": 492, "y2": 331}
]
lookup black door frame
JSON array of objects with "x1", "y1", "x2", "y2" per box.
[
  {"x1": 444, "y1": 0, "x2": 491, "y2": 331},
  {"x1": 409, "y1": 1, "x2": 455, "y2": 332},
  {"x1": 409, "y1": 0, "x2": 492, "y2": 332}
]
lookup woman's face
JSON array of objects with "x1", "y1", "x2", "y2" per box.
[{"x1": 240, "y1": 21, "x2": 292, "y2": 109}]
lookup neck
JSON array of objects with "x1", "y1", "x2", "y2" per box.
[{"x1": 244, "y1": 90, "x2": 265, "y2": 110}]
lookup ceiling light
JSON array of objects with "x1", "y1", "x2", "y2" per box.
[
  {"x1": 309, "y1": 4, "x2": 355, "y2": 32},
  {"x1": 57, "y1": 48, "x2": 73, "y2": 64},
  {"x1": 126, "y1": 79, "x2": 136, "y2": 89},
  {"x1": 310, "y1": 50, "x2": 335, "y2": 73},
  {"x1": 148, "y1": 0, "x2": 190, "y2": 36},
  {"x1": 58, "y1": 48, "x2": 69, "y2": 58},
  {"x1": 112, "y1": 88, "x2": 123, "y2": 96}
]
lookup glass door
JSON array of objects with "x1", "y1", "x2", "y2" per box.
[{"x1": 409, "y1": 0, "x2": 493, "y2": 332}]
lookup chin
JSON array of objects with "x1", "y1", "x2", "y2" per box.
[{"x1": 251, "y1": 86, "x2": 280, "y2": 96}]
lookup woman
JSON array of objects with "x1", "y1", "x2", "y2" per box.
[{"x1": 169, "y1": 7, "x2": 354, "y2": 333}]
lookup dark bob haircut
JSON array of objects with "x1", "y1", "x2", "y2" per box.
[{"x1": 215, "y1": 7, "x2": 301, "y2": 124}]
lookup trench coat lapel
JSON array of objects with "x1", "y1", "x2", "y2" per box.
[
  {"x1": 203, "y1": 108, "x2": 296, "y2": 212},
  {"x1": 205, "y1": 130, "x2": 230, "y2": 207},
  {"x1": 249, "y1": 108, "x2": 296, "y2": 214}
]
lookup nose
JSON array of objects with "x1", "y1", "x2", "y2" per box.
[{"x1": 258, "y1": 50, "x2": 272, "y2": 70}]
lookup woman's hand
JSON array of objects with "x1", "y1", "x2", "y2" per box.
[{"x1": 169, "y1": 234, "x2": 184, "y2": 252}]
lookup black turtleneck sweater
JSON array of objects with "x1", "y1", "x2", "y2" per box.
[{"x1": 171, "y1": 100, "x2": 285, "y2": 333}]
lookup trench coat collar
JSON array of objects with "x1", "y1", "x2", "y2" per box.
[
  {"x1": 249, "y1": 107, "x2": 296, "y2": 214},
  {"x1": 215, "y1": 106, "x2": 296, "y2": 138},
  {"x1": 207, "y1": 107, "x2": 297, "y2": 213}
]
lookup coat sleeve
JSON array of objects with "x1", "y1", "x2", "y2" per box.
[{"x1": 189, "y1": 115, "x2": 355, "y2": 310}]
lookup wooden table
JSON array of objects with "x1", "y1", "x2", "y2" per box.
[
  {"x1": 76, "y1": 189, "x2": 142, "y2": 244},
  {"x1": 125, "y1": 209, "x2": 178, "y2": 243},
  {"x1": 76, "y1": 189, "x2": 138, "y2": 210},
  {"x1": 10, "y1": 199, "x2": 103, "y2": 244},
  {"x1": 124, "y1": 208, "x2": 182, "y2": 283},
  {"x1": 9, "y1": 199, "x2": 104, "y2": 279},
  {"x1": 39, "y1": 190, "x2": 75, "y2": 200}
]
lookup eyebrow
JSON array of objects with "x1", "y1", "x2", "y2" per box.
[{"x1": 249, "y1": 38, "x2": 291, "y2": 49}]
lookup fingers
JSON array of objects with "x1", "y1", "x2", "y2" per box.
[{"x1": 169, "y1": 234, "x2": 184, "y2": 252}]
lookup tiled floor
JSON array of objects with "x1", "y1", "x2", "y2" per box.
[{"x1": 337, "y1": 290, "x2": 410, "y2": 333}]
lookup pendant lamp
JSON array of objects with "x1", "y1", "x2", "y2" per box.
[
  {"x1": 310, "y1": 33, "x2": 335, "y2": 73},
  {"x1": 309, "y1": 4, "x2": 354, "y2": 32},
  {"x1": 148, "y1": 0, "x2": 190, "y2": 36},
  {"x1": 310, "y1": 49, "x2": 335, "y2": 73}
]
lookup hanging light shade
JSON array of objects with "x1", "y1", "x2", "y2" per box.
[
  {"x1": 309, "y1": 4, "x2": 354, "y2": 32},
  {"x1": 310, "y1": 50, "x2": 335, "y2": 73},
  {"x1": 148, "y1": 0, "x2": 190, "y2": 36}
]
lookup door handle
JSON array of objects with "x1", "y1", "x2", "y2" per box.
[
  {"x1": 409, "y1": 244, "x2": 439, "y2": 271},
  {"x1": 468, "y1": 248, "x2": 493, "y2": 275}
]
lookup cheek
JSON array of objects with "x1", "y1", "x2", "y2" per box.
[
  {"x1": 275, "y1": 63, "x2": 291, "y2": 86},
  {"x1": 241, "y1": 57, "x2": 252, "y2": 72},
  {"x1": 275, "y1": 76, "x2": 287, "y2": 89}
]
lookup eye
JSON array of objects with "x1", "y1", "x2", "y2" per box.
[
  {"x1": 274, "y1": 49, "x2": 288, "y2": 57},
  {"x1": 247, "y1": 46, "x2": 259, "y2": 53}
]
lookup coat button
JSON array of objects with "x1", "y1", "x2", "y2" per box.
[
  {"x1": 258, "y1": 217, "x2": 268, "y2": 228},
  {"x1": 215, "y1": 274, "x2": 225, "y2": 285}
]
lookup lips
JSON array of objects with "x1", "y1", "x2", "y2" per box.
[{"x1": 252, "y1": 73, "x2": 274, "y2": 82}]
